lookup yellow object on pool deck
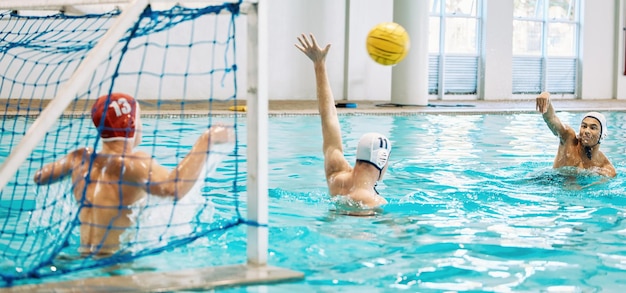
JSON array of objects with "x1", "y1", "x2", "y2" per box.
[{"x1": 229, "y1": 105, "x2": 247, "y2": 112}]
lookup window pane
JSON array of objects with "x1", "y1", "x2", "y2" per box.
[
  {"x1": 547, "y1": 23, "x2": 575, "y2": 56},
  {"x1": 513, "y1": 20, "x2": 542, "y2": 55},
  {"x1": 514, "y1": 0, "x2": 543, "y2": 19},
  {"x1": 445, "y1": 18, "x2": 477, "y2": 53},
  {"x1": 445, "y1": 0, "x2": 477, "y2": 16},
  {"x1": 548, "y1": 0, "x2": 575, "y2": 21},
  {"x1": 430, "y1": 0, "x2": 441, "y2": 14},
  {"x1": 429, "y1": 17, "x2": 441, "y2": 53}
]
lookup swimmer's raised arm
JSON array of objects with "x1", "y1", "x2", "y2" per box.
[
  {"x1": 536, "y1": 91, "x2": 575, "y2": 142},
  {"x1": 295, "y1": 33, "x2": 351, "y2": 179},
  {"x1": 295, "y1": 34, "x2": 391, "y2": 209}
]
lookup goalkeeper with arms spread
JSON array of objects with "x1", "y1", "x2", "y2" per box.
[{"x1": 34, "y1": 93, "x2": 234, "y2": 255}]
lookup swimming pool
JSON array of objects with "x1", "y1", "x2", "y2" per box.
[{"x1": 4, "y1": 111, "x2": 626, "y2": 291}]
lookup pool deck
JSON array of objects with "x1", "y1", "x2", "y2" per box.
[
  {"x1": 260, "y1": 99, "x2": 626, "y2": 115},
  {"x1": 1, "y1": 265, "x2": 304, "y2": 293},
  {"x1": 134, "y1": 99, "x2": 626, "y2": 115},
  {"x1": 3, "y1": 98, "x2": 626, "y2": 116}
]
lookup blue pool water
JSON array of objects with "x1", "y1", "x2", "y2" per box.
[{"x1": 4, "y1": 111, "x2": 626, "y2": 292}]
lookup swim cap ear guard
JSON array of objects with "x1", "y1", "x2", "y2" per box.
[
  {"x1": 582, "y1": 111, "x2": 607, "y2": 143},
  {"x1": 356, "y1": 133, "x2": 392, "y2": 178}
]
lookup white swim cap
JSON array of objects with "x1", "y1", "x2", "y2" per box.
[
  {"x1": 356, "y1": 133, "x2": 391, "y2": 171},
  {"x1": 583, "y1": 112, "x2": 607, "y2": 140}
]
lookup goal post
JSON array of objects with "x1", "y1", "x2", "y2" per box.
[
  {"x1": 0, "y1": 0, "x2": 302, "y2": 290},
  {"x1": 244, "y1": 0, "x2": 270, "y2": 267}
]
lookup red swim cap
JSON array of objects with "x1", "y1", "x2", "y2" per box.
[{"x1": 91, "y1": 93, "x2": 138, "y2": 141}]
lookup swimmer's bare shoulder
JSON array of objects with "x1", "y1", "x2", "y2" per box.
[
  {"x1": 34, "y1": 147, "x2": 94, "y2": 185},
  {"x1": 71, "y1": 147, "x2": 93, "y2": 160},
  {"x1": 117, "y1": 150, "x2": 174, "y2": 187},
  {"x1": 117, "y1": 150, "x2": 155, "y2": 175}
]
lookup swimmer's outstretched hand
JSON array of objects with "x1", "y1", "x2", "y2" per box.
[
  {"x1": 295, "y1": 33, "x2": 331, "y2": 64},
  {"x1": 536, "y1": 91, "x2": 551, "y2": 114},
  {"x1": 208, "y1": 124, "x2": 235, "y2": 145}
]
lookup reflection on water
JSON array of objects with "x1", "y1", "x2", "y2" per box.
[
  {"x1": 4, "y1": 112, "x2": 626, "y2": 291},
  {"x1": 256, "y1": 113, "x2": 626, "y2": 292}
]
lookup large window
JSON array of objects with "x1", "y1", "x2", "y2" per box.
[
  {"x1": 429, "y1": 0, "x2": 482, "y2": 97},
  {"x1": 512, "y1": 0, "x2": 578, "y2": 94}
]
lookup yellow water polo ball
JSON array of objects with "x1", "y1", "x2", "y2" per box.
[{"x1": 366, "y1": 22, "x2": 410, "y2": 66}]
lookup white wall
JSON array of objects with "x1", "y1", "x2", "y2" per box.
[
  {"x1": 0, "y1": 3, "x2": 247, "y2": 101},
  {"x1": 579, "y1": 0, "x2": 617, "y2": 99},
  {"x1": 613, "y1": 0, "x2": 626, "y2": 99},
  {"x1": 613, "y1": 0, "x2": 626, "y2": 100},
  {"x1": 267, "y1": 0, "x2": 348, "y2": 100},
  {"x1": 267, "y1": 0, "x2": 394, "y2": 101},
  {"x1": 3, "y1": 0, "x2": 625, "y2": 101},
  {"x1": 344, "y1": 0, "x2": 393, "y2": 101},
  {"x1": 481, "y1": 0, "x2": 513, "y2": 100},
  {"x1": 268, "y1": 0, "x2": 624, "y2": 101}
]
